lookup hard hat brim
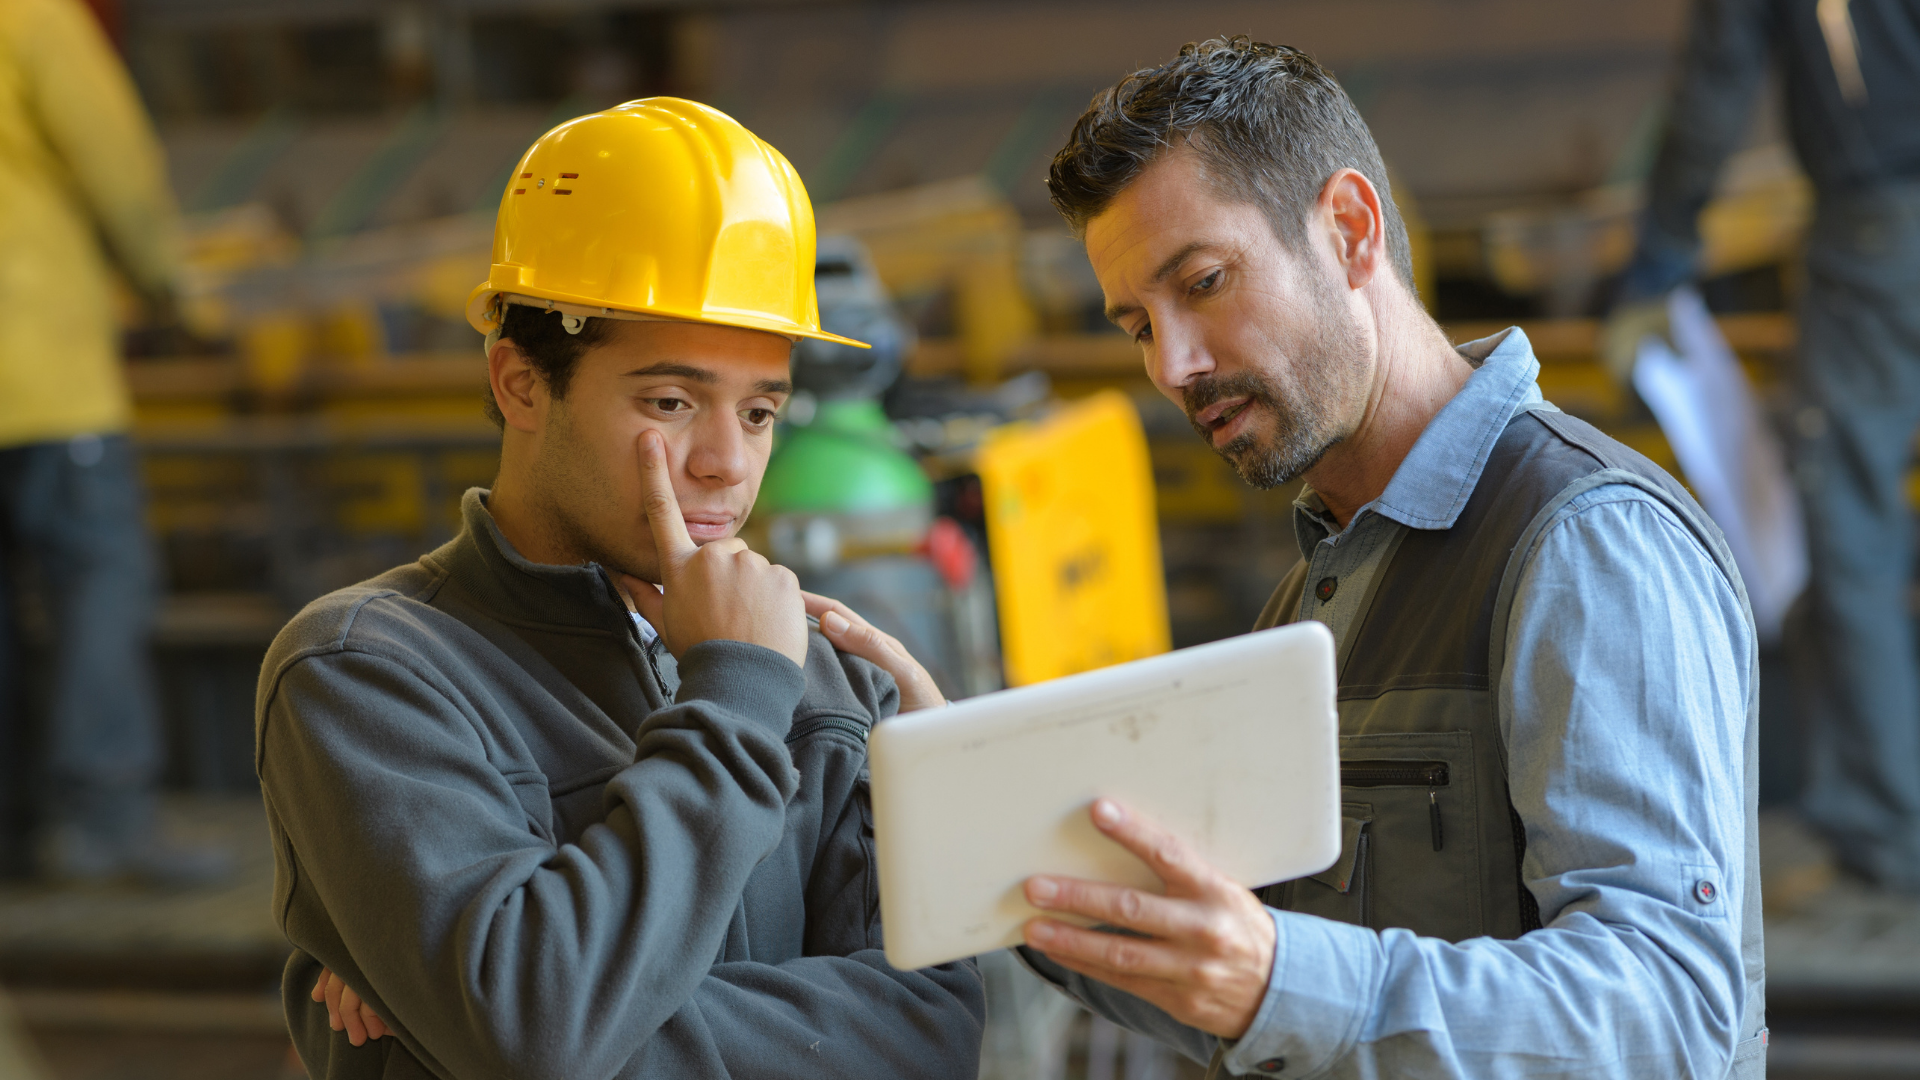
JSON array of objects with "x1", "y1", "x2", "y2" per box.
[{"x1": 466, "y1": 283, "x2": 870, "y2": 349}]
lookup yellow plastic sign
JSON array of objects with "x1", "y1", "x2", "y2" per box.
[{"x1": 977, "y1": 390, "x2": 1170, "y2": 686}]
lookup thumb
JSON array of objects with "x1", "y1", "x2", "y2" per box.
[{"x1": 620, "y1": 572, "x2": 667, "y2": 636}]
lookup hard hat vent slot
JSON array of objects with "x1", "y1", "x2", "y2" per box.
[
  {"x1": 560, "y1": 173, "x2": 579, "y2": 179},
  {"x1": 554, "y1": 189, "x2": 573, "y2": 195},
  {"x1": 520, "y1": 173, "x2": 532, "y2": 179},
  {"x1": 513, "y1": 188, "x2": 526, "y2": 195}
]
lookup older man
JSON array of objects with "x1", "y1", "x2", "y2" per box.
[{"x1": 1015, "y1": 38, "x2": 1766, "y2": 1079}]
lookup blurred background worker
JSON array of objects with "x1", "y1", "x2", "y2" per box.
[
  {"x1": 0, "y1": 0, "x2": 224, "y2": 884},
  {"x1": 1610, "y1": 0, "x2": 1920, "y2": 892}
]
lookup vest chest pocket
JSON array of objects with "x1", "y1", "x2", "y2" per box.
[
  {"x1": 1270, "y1": 733, "x2": 1486, "y2": 943},
  {"x1": 1265, "y1": 804, "x2": 1374, "y2": 927}
]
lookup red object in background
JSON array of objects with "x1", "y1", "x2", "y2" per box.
[
  {"x1": 79, "y1": 0, "x2": 123, "y2": 50},
  {"x1": 923, "y1": 517, "x2": 977, "y2": 592}
]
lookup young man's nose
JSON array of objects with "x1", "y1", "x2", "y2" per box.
[{"x1": 682, "y1": 415, "x2": 753, "y2": 487}]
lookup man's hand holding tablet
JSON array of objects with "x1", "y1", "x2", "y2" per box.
[
  {"x1": 865, "y1": 621, "x2": 1339, "y2": 986},
  {"x1": 1022, "y1": 798, "x2": 1277, "y2": 1039}
]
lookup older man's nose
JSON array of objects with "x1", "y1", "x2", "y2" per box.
[{"x1": 1147, "y1": 321, "x2": 1214, "y2": 393}]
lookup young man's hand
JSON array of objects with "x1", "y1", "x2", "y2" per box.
[
  {"x1": 624, "y1": 429, "x2": 808, "y2": 669},
  {"x1": 1021, "y1": 799, "x2": 1276, "y2": 1039},
  {"x1": 801, "y1": 592, "x2": 946, "y2": 712},
  {"x1": 312, "y1": 967, "x2": 388, "y2": 1047}
]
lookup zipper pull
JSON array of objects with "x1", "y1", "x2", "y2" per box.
[{"x1": 1429, "y1": 790, "x2": 1444, "y2": 852}]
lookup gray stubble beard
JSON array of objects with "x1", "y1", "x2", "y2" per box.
[{"x1": 1184, "y1": 280, "x2": 1370, "y2": 490}]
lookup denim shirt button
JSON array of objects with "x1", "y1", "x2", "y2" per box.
[
  {"x1": 1693, "y1": 879, "x2": 1718, "y2": 904},
  {"x1": 1257, "y1": 1058, "x2": 1287, "y2": 1073},
  {"x1": 1315, "y1": 577, "x2": 1338, "y2": 602}
]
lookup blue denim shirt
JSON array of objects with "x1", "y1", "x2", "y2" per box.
[{"x1": 1026, "y1": 329, "x2": 1758, "y2": 1078}]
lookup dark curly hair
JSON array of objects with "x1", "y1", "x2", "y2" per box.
[
  {"x1": 482, "y1": 304, "x2": 616, "y2": 428},
  {"x1": 1047, "y1": 36, "x2": 1413, "y2": 289}
]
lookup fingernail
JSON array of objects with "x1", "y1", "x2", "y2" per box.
[
  {"x1": 1094, "y1": 799, "x2": 1123, "y2": 826},
  {"x1": 822, "y1": 611, "x2": 849, "y2": 634},
  {"x1": 1028, "y1": 920, "x2": 1055, "y2": 943},
  {"x1": 1028, "y1": 877, "x2": 1058, "y2": 904}
]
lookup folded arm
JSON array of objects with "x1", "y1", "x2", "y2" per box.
[{"x1": 266, "y1": 634, "x2": 978, "y2": 1080}]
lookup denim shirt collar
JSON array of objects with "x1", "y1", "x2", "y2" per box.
[{"x1": 1295, "y1": 327, "x2": 1547, "y2": 546}]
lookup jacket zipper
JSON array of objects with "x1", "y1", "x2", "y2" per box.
[{"x1": 1342, "y1": 760, "x2": 1449, "y2": 853}]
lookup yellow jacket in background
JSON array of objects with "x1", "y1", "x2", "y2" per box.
[{"x1": 0, "y1": 0, "x2": 180, "y2": 447}]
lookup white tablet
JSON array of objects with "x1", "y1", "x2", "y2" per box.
[{"x1": 869, "y1": 621, "x2": 1341, "y2": 971}]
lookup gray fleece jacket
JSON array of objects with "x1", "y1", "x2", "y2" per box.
[{"x1": 255, "y1": 489, "x2": 985, "y2": 1080}]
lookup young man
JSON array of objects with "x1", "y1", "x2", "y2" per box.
[
  {"x1": 1012, "y1": 39, "x2": 1766, "y2": 1078},
  {"x1": 256, "y1": 99, "x2": 981, "y2": 1079}
]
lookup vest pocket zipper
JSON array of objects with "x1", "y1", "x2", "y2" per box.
[{"x1": 1342, "y1": 760, "x2": 1449, "y2": 852}]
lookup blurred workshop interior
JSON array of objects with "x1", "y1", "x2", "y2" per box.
[{"x1": 0, "y1": 0, "x2": 1917, "y2": 1078}]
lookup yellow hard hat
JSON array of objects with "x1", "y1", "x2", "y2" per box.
[{"x1": 465, "y1": 97, "x2": 867, "y2": 349}]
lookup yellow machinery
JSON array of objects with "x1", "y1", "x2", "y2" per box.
[{"x1": 976, "y1": 390, "x2": 1170, "y2": 685}]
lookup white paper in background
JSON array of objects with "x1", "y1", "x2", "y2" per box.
[{"x1": 1630, "y1": 286, "x2": 1807, "y2": 642}]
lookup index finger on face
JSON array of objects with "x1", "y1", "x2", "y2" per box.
[{"x1": 638, "y1": 429, "x2": 696, "y2": 568}]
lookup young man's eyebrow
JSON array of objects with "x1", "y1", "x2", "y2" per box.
[
  {"x1": 1103, "y1": 240, "x2": 1216, "y2": 325},
  {"x1": 620, "y1": 361, "x2": 719, "y2": 384},
  {"x1": 619, "y1": 363, "x2": 791, "y2": 396}
]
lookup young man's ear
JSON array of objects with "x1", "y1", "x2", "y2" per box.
[{"x1": 489, "y1": 339, "x2": 544, "y2": 433}]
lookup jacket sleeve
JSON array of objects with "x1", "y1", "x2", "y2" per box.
[
  {"x1": 601, "y1": 644, "x2": 984, "y2": 1080},
  {"x1": 262, "y1": 638, "x2": 808, "y2": 1080},
  {"x1": 267, "y1": 632, "x2": 982, "y2": 1080},
  {"x1": 20, "y1": 0, "x2": 181, "y2": 297},
  {"x1": 1619, "y1": 0, "x2": 1775, "y2": 300},
  {"x1": 1026, "y1": 489, "x2": 1754, "y2": 1078}
]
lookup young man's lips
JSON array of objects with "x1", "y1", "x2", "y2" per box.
[{"x1": 681, "y1": 515, "x2": 735, "y2": 538}]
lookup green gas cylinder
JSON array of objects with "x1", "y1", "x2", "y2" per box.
[{"x1": 753, "y1": 399, "x2": 932, "y2": 570}]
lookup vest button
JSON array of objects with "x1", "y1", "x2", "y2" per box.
[
  {"x1": 1257, "y1": 1058, "x2": 1287, "y2": 1073},
  {"x1": 1315, "y1": 577, "x2": 1338, "y2": 602},
  {"x1": 1693, "y1": 879, "x2": 1718, "y2": 904}
]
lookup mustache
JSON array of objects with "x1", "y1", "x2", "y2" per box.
[{"x1": 1182, "y1": 372, "x2": 1277, "y2": 433}]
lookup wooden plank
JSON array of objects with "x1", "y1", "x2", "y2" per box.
[
  {"x1": 907, "y1": 314, "x2": 1797, "y2": 382},
  {"x1": 10, "y1": 991, "x2": 285, "y2": 1036}
]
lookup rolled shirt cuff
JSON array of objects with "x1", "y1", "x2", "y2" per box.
[{"x1": 1220, "y1": 908, "x2": 1381, "y2": 1077}]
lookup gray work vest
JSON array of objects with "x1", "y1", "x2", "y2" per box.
[{"x1": 1254, "y1": 406, "x2": 1767, "y2": 1077}]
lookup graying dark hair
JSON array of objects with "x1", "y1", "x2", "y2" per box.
[{"x1": 1047, "y1": 36, "x2": 1413, "y2": 289}]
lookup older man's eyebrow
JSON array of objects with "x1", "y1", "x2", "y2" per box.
[
  {"x1": 1103, "y1": 240, "x2": 1217, "y2": 325},
  {"x1": 1151, "y1": 240, "x2": 1213, "y2": 284}
]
